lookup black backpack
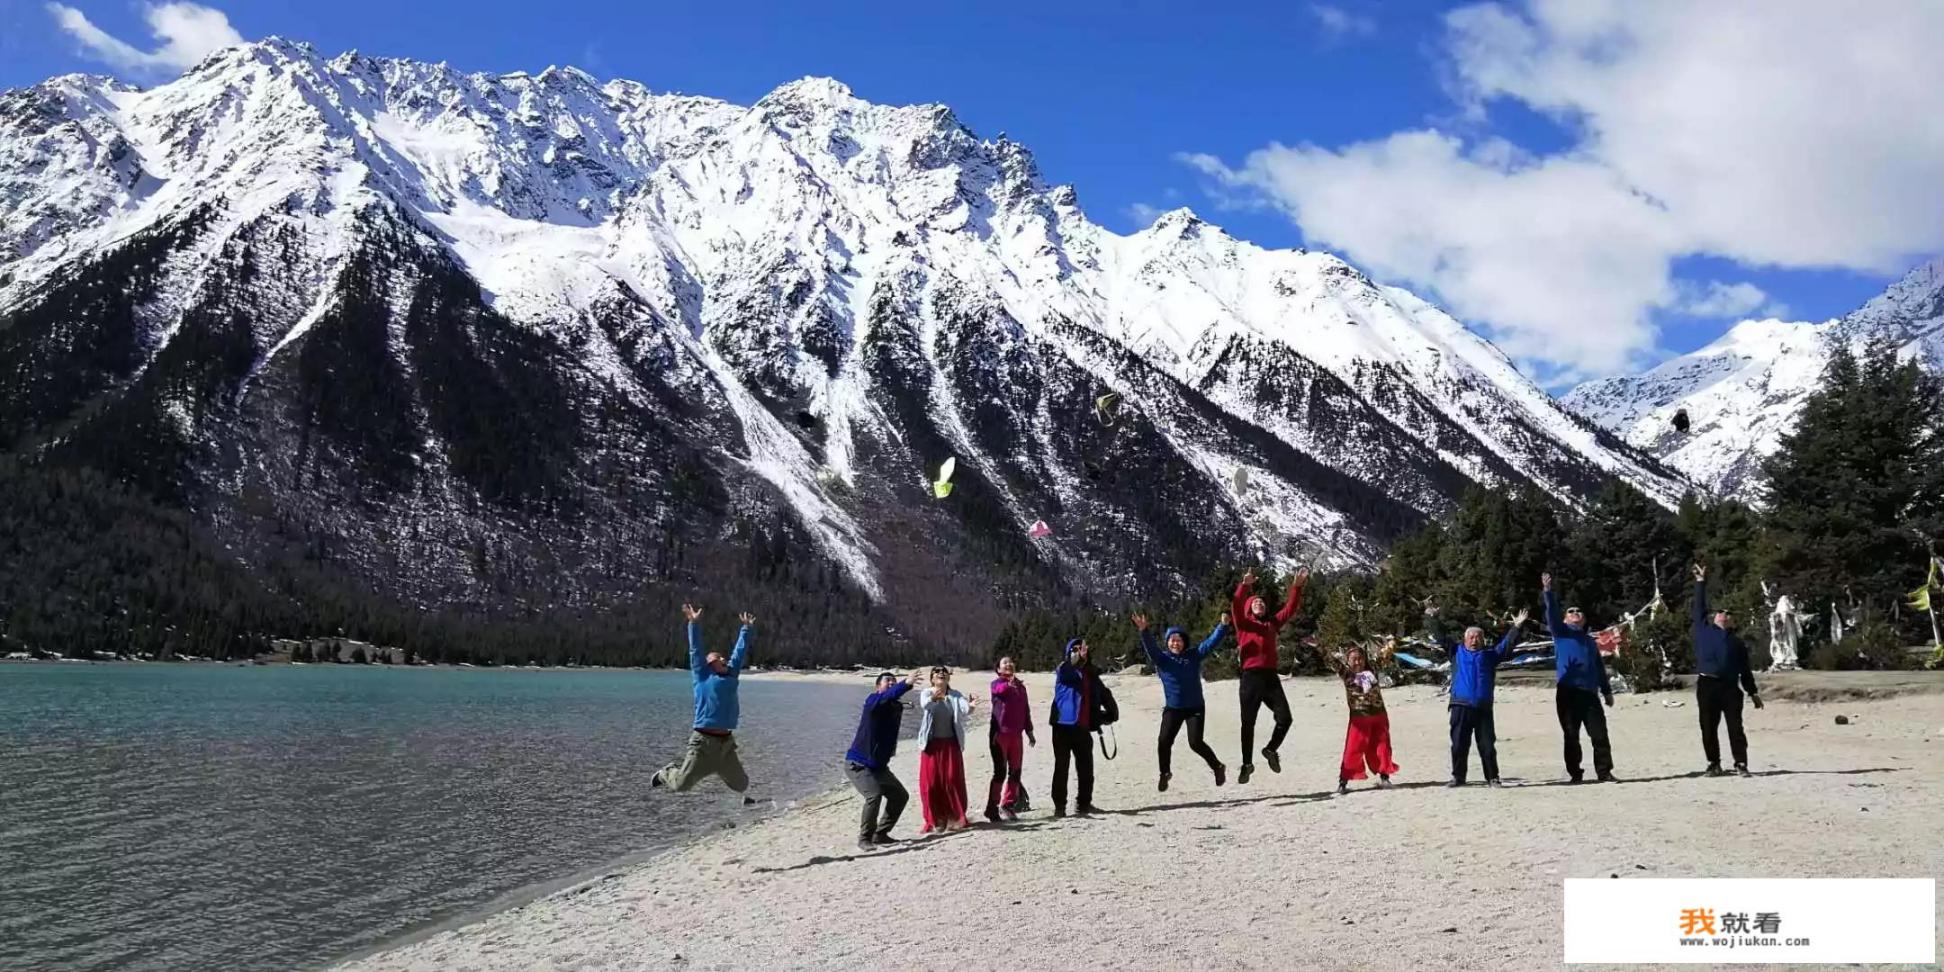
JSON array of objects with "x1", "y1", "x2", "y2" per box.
[{"x1": 1089, "y1": 675, "x2": 1119, "y2": 728}]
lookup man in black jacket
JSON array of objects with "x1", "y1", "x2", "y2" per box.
[{"x1": 1690, "y1": 564, "x2": 1764, "y2": 777}]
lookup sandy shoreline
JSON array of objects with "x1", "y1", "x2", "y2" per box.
[{"x1": 339, "y1": 671, "x2": 1943, "y2": 971}]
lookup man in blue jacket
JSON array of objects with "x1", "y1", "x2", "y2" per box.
[
  {"x1": 1690, "y1": 564, "x2": 1764, "y2": 777},
  {"x1": 843, "y1": 669, "x2": 926, "y2": 852},
  {"x1": 1543, "y1": 573, "x2": 1617, "y2": 783},
  {"x1": 1428, "y1": 604, "x2": 1527, "y2": 787},
  {"x1": 1134, "y1": 611, "x2": 1231, "y2": 791},
  {"x1": 651, "y1": 604, "x2": 756, "y2": 799},
  {"x1": 1050, "y1": 638, "x2": 1109, "y2": 817}
]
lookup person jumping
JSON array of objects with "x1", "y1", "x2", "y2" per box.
[
  {"x1": 1542, "y1": 573, "x2": 1617, "y2": 783},
  {"x1": 1134, "y1": 611, "x2": 1231, "y2": 791},
  {"x1": 1231, "y1": 567, "x2": 1308, "y2": 784},
  {"x1": 651, "y1": 604, "x2": 757, "y2": 802},
  {"x1": 1690, "y1": 564, "x2": 1763, "y2": 777}
]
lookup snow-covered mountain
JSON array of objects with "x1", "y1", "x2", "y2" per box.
[
  {"x1": 1565, "y1": 260, "x2": 1944, "y2": 500},
  {"x1": 0, "y1": 39, "x2": 1678, "y2": 640}
]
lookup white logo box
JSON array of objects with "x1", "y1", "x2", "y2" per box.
[{"x1": 1564, "y1": 878, "x2": 1934, "y2": 964}]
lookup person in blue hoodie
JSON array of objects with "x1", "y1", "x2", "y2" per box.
[
  {"x1": 843, "y1": 669, "x2": 926, "y2": 852},
  {"x1": 1542, "y1": 573, "x2": 1617, "y2": 783},
  {"x1": 1427, "y1": 603, "x2": 1527, "y2": 787},
  {"x1": 1049, "y1": 638, "x2": 1109, "y2": 817},
  {"x1": 1134, "y1": 611, "x2": 1230, "y2": 791},
  {"x1": 651, "y1": 604, "x2": 757, "y2": 800},
  {"x1": 1690, "y1": 563, "x2": 1764, "y2": 777}
]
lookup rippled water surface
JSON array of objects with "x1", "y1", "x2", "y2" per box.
[{"x1": 0, "y1": 663, "x2": 868, "y2": 971}]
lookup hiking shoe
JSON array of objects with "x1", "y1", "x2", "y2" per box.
[
  {"x1": 1445, "y1": 779, "x2": 1464, "y2": 788},
  {"x1": 650, "y1": 771, "x2": 666, "y2": 789},
  {"x1": 1238, "y1": 764, "x2": 1254, "y2": 785},
  {"x1": 1705, "y1": 764, "x2": 1724, "y2": 777},
  {"x1": 1213, "y1": 763, "x2": 1227, "y2": 787},
  {"x1": 1568, "y1": 775, "x2": 1585, "y2": 784},
  {"x1": 742, "y1": 796, "x2": 758, "y2": 807},
  {"x1": 1734, "y1": 763, "x2": 1751, "y2": 778},
  {"x1": 872, "y1": 833, "x2": 899, "y2": 846},
  {"x1": 1263, "y1": 749, "x2": 1282, "y2": 774},
  {"x1": 1487, "y1": 779, "x2": 1504, "y2": 788},
  {"x1": 1597, "y1": 771, "x2": 1619, "y2": 783},
  {"x1": 1337, "y1": 780, "x2": 1349, "y2": 795},
  {"x1": 1377, "y1": 776, "x2": 1394, "y2": 789},
  {"x1": 857, "y1": 838, "x2": 876, "y2": 853},
  {"x1": 985, "y1": 807, "x2": 1002, "y2": 823},
  {"x1": 1000, "y1": 808, "x2": 1018, "y2": 822},
  {"x1": 1053, "y1": 807, "x2": 1067, "y2": 819},
  {"x1": 1076, "y1": 804, "x2": 1105, "y2": 816},
  {"x1": 1157, "y1": 772, "x2": 1171, "y2": 792}
]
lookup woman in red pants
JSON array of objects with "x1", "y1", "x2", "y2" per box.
[
  {"x1": 914, "y1": 667, "x2": 980, "y2": 833},
  {"x1": 1316, "y1": 639, "x2": 1399, "y2": 794}
]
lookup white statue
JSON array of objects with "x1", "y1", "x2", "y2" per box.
[{"x1": 1767, "y1": 594, "x2": 1803, "y2": 671}]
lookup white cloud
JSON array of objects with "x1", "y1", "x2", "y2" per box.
[
  {"x1": 47, "y1": 2, "x2": 243, "y2": 77},
  {"x1": 1678, "y1": 281, "x2": 1783, "y2": 320},
  {"x1": 1309, "y1": 4, "x2": 1376, "y2": 42},
  {"x1": 1189, "y1": 1, "x2": 1944, "y2": 375},
  {"x1": 1125, "y1": 202, "x2": 1167, "y2": 228}
]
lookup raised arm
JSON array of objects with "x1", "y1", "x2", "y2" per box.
[
  {"x1": 1139, "y1": 628, "x2": 1163, "y2": 667},
  {"x1": 726, "y1": 612, "x2": 754, "y2": 673},
  {"x1": 1424, "y1": 608, "x2": 1455, "y2": 651},
  {"x1": 1542, "y1": 581, "x2": 1567, "y2": 638},
  {"x1": 1197, "y1": 619, "x2": 1230, "y2": 659},
  {"x1": 874, "y1": 681, "x2": 916, "y2": 709},
  {"x1": 1274, "y1": 569, "x2": 1309, "y2": 627},
  {"x1": 685, "y1": 604, "x2": 708, "y2": 681},
  {"x1": 1691, "y1": 564, "x2": 1709, "y2": 631},
  {"x1": 1232, "y1": 572, "x2": 1255, "y2": 620},
  {"x1": 1489, "y1": 609, "x2": 1530, "y2": 662}
]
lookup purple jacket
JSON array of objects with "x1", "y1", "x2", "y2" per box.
[{"x1": 989, "y1": 676, "x2": 1034, "y2": 736}]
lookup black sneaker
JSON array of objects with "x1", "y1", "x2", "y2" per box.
[
  {"x1": 1445, "y1": 779, "x2": 1463, "y2": 788},
  {"x1": 1337, "y1": 780, "x2": 1349, "y2": 795},
  {"x1": 1597, "y1": 771, "x2": 1619, "y2": 783},
  {"x1": 1213, "y1": 763, "x2": 1227, "y2": 787},
  {"x1": 650, "y1": 771, "x2": 666, "y2": 789},
  {"x1": 1053, "y1": 806, "x2": 1067, "y2": 818},
  {"x1": 1705, "y1": 764, "x2": 1724, "y2": 777},
  {"x1": 856, "y1": 838, "x2": 876, "y2": 853},
  {"x1": 1263, "y1": 749, "x2": 1282, "y2": 774},
  {"x1": 1158, "y1": 773, "x2": 1171, "y2": 792},
  {"x1": 1487, "y1": 779, "x2": 1504, "y2": 788},
  {"x1": 742, "y1": 796, "x2": 758, "y2": 806},
  {"x1": 872, "y1": 832, "x2": 899, "y2": 846},
  {"x1": 1734, "y1": 764, "x2": 1751, "y2": 777},
  {"x1": 999, "y1": 808, "x2": 1018, "y2": 822},
  {"x1": 1238, "y1": 764, "x2": 1254, "y2": 785},
  {"x1": 1568, "y1": 774, "x2": 1585, "y2": 784},
  {"x1": 984, "y1": 807, "x2": 1002, "y2": 823},
  {"x1": 1076, "y1": 804, "x2": 1105, "y2": 816}
]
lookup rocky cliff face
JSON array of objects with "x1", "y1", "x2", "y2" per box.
[{"x1": 0, "y1": 40, "x2": 1680, "y2": 647}]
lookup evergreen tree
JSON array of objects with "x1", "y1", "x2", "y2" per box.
[
  {"x1": 1567, "y1": 481, "x2": 1687, "y2": 624},
  {"x1": 1759, "y1": 341, "x2": 1944, "y2": 646}
]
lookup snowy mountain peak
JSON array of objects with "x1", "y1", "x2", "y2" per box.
[{"x1": 1565, "y1": 257, "x2": 1944, "y2": 500}]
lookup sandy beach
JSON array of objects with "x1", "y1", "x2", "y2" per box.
[{"x1": 339, "y1": 670, "x2": 1943, "y2": 971}]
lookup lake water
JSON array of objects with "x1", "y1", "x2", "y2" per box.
[{"x1": 0, "y1": 663, "x2": 873, "y2": 971}]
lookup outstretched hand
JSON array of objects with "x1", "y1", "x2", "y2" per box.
[
  {"x1": 1541, "y1": 572, "x2": 1553, "y2": 592},
  {"x1": 1219, "y1": 611, "x2": 1232, "y2": 627},
  {"x1": 907, "y1": 670, "x2": 927, "y2": 686},
  {"x1": 967, "y1": 694, "x2": 982, "y2": 710},
  {"x1": 1292, "y1": 567, "x2": 1311, "y2": 589},
  {"x1": 1240, "y1": 568, "x2": 1258, "y2": 589},
  {"x1": 1691, "y1": 563, "x2": 1706, "y2": 582},
  {"x1": 1131, "y1": 612, "x2": 1149, "y2": 631},
  {"x1": 1512, "y1": 608, "x2": 1530, "y2": 628},
  {"x1": 682, "y1": 603, "x2": 703, "y2": 623},
  {"x1": 738, "y1": 611, "x2": 756, "y2": 626}
]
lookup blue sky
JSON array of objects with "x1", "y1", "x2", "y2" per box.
[{"x1": 5, "y1": 0, "x2": 1937, "y2": 383}]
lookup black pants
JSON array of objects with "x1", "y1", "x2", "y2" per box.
[
  {"x1": 1554, "y1": 686, "x2": 1613, "y2": 778},
  {"x1": 1051, "y1": 724, "x2": 1094, "y2": 810},
  {"x1": 1238, "y1": 669, "x2": 1293, "y2": 764},
  {"x1": 1696, "y1": 676, "x2": 1748, "y2": 767},
  {"x1": 1448, "y1": 703, "x2": 1498, "y2": 783},
  {"x1": 844, "y1": 760, "x2": 907, "y2": 841},
  {"x1": 985, "y1": 726, "x2": 1028, "y2": 813},
  {"x1": 1158, "y1": 706, "x2": 1222, "y2": 776}
]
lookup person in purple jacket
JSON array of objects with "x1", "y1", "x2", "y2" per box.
[{"x1": 984, "y1": 656, "x2": 1037, "y2": 822}]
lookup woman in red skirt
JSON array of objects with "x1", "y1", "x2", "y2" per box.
[
  {"x1": 1316, "y1": 639, "x2": 1399, "y2": 794},
  {"x1": 915, "y1": 666, "x2": 980, "y2": 833}
]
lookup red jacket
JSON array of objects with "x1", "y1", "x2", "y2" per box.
[{"x1": 1232, "y1": 580, "x2": 1304, "y2": 671}]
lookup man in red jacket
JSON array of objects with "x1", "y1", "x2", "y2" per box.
[{"x1": 1231, "y1": 567, "x2": 1308, "y2": 784}]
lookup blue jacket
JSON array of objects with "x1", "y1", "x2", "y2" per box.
[
  {"x1": 689, "y1": 622, "x2": 750, "y2": 731},
  {"x1": 844, "y1": 681, "x2": 914, "y2": 769},
  {"x1": 1140, "y1": 624, "x2": 1228, "y2": 709},
  {"x1": 1429, "y1": 618, "x2": 1518, "y2": 707},
  {"x1": 1049, "y1": 639, "x2": 1103, "y2": 728},
  {"x1": 1544, "y1": 590, "x2": 1612, "y2": 695},
  {"x1": 1692, "y1": 582, "x2": 1759, "y2": 694}
]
